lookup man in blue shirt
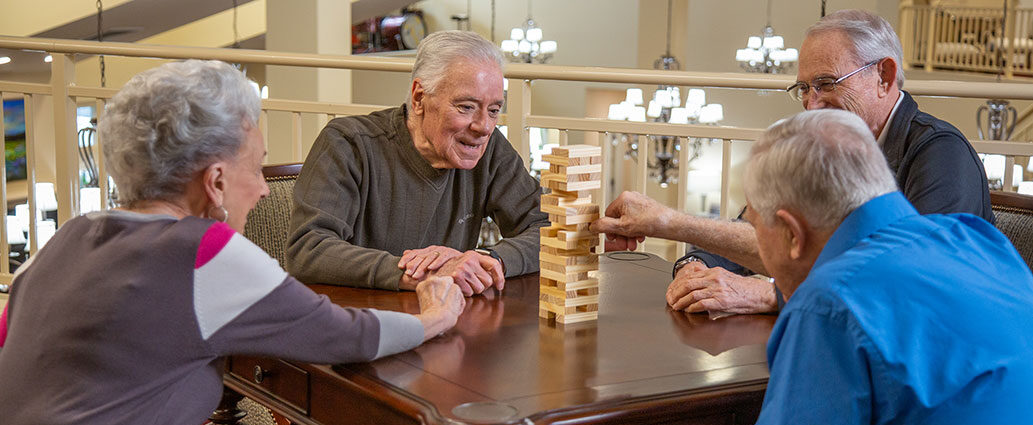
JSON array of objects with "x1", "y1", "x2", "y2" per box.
[
  {"x1": 740, "y1": 109, "x2": 1033, "y2": 423},
  {"x1": 592, "y1": 108, "x2": 1033, "y2": 421}
]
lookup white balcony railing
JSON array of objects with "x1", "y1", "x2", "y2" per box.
[{"x1": 3, "y1": 35, "x2": 1033, "y2": 282}]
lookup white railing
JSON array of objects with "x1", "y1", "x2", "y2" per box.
[
  {"x1": 3, "y1": 35, "x2": 1033, "y2": 282},
  {"x1": 900, "y1": 4, "x2": 1033, "y2": 77}
]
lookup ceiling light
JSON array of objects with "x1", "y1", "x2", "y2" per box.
[{"x1": 0, "y1": 56, "x2": 11, "y2": 65}]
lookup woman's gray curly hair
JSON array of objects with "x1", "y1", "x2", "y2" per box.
[{"x1": 99, "y1": 60, "x2": 260, "y2": 207}]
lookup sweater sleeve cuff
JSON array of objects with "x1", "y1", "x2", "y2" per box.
[
  {"x1": 372, "y1": 256, "x2": 405, "y2": 291},
  {"x1": 491, "y1": 243, "x2": 526, "y2": 278},
  {"x1": 370, "y1": 310, "x2": 424, "y2": 359}
]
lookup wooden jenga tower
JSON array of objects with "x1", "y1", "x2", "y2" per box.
[{"x1": 538, "y1": 144, "x2": 602, "y2": 324}]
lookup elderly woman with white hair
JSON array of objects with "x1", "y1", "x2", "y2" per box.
[{"x1": 0, "y1": 60, "x2": 464, "y2": 425}]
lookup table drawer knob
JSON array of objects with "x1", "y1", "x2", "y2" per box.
[{"x1": 253, "y1": 365, "x2": 270, "y2": 384}]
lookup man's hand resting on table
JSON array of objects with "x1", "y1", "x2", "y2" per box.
[
  {"x1": 398, "y1": 246, "x2": 464, "y2": 281},
  {"x1": 414, "y1": 277, "x2": 466, "y2": 341},
  {"x1": 666, "y1": 261, "x2": 778, "y2": 314},
  {"x1": 400, "y1": 250, "x2": 505, "y2": 296}
]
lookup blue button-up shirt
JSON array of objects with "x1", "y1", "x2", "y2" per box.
[{"x1": 757, "y1": 192, "x2": 1033, "y2": 424}]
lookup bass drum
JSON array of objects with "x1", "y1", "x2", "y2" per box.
[{"x1": 380, "y1": 13, "x2": 427, "y2": 51}]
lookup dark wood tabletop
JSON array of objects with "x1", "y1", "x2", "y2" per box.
[{"x1": 225, "y1": 252, "x2": 775, "y2": 425}]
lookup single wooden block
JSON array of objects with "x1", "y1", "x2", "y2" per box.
[
  {"x1": 540, "y1": 267, "x2": 590, "y2": 283},
  {"x1": 548, "y1": 187, "x2": 595, "y2": 200},
  {"x1": 541, "y1": 202, "x2": 599, "y2": 217},
  {"x1": 541, "y1": 154, "x2": 603, "y2": 167},
  {"x1": 550, "y1": 163, "x2": 603, "y2": 176},
  {"x1": 541, "y1": 234, "x2": 598, "y2": 251},
  {"x1": 540, "y1": 260, "x2": 598, "y2": 275},
  {"x1": 542, "y1": 193, "x2": 594, "y2": 208},
  {"x1": 556, "y1": 277, "x2": 599, "y2": 291},
  {"x1": 547, "y1": 179, "x2": 601, "y2": 192},
  {"x1": 540, "y1": 276, "x2": 561, "y2": 287},
  {"x1": 540, "y1": 251, "x2": 598, "y2": 267},
  {"x1": 549, "y1": 212, "x2": 599, "y2": 226},
  {"x1": 549, "y1": 144, "x2": 602, "y2": 158},
  {"x1": 541, "y1": 245, "x2": 593, "y2": 257},
  {"x1": 556, "y1": 311, "x2": 599, "y2": 324},
  {"x1": 552, "y1": 171, "x2": 602, "y2": 184},
  {"x1": 539, "y1": 171, "x2": 562, "y2": 189},
  {"x1": 540, "y1": 286, "x2": 599, "y2": 306}
]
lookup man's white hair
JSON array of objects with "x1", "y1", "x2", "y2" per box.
[
  {"x1": 407, "y1": 30, "x2": 504, "y2": 105},
  {"x1": 807, "y1": 9, "x2": 906, "y2": 88},
  {"x1": 744, "y1": 109, "x2": 898, "y2": 230}
]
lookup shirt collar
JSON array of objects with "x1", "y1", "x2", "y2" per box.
[
  {"x1": 876, "y1": 91, "x2": 904, "y2": 147},
  {"x1": 812, "y1": 192, "x2": 917, "y2": 269}
]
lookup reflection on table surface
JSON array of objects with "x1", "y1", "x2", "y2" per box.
[{"x1": 305, "y1": 252, "x2": 775, "y2": 423}]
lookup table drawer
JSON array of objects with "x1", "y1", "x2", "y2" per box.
[{"x1": 229, "y1": 356, "x2": 310, "y2": 415}]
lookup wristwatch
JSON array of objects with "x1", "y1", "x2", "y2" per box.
[
  {"x1": 672, "y1": 255, "x2": 704, "y2": 278},
  {"x1": 475, "y1": 248, "x2": 504, "y2": 271}
]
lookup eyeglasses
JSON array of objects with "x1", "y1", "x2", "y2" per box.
[{"x1": 786, "y1": 60, "x2": 880, "y2": 101}]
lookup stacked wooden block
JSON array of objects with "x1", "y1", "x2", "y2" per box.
[{"x1": 538, "y1": 145, "x2": 602, "y2": 324}]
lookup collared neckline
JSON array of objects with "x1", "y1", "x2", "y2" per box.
[
  {"x1": 876, "y1": 91, "x2": 904, "y2": 147},
  {"x1": 812, "y1": 192, "x2": 917, "y2": 269},
  {"x1": 391, "y1": 104, "x2": 451, "y2": 189}
]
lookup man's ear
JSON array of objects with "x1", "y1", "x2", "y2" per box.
[
  {"x1": 775, "y1": 209, "x2": 808, "y2": 260},
  {"x1": 410, "y1": 79, "x2": 426, "y2": 115},
  {"x1": 201, "y1": 162, "x2": 227, "y2": 208},
  {"x1": 877, "y1": 57, "x2": 898, "y2": 96}
]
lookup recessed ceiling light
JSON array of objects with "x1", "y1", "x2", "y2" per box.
[
  {"x1": 0, "y1": 56, "x2": 11, "y2": 65},
  {"x1": 44, "y1": 55, "x2": 52, "y2": 63}
]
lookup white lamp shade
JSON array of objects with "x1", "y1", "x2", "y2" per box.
[
  {"x1": 654, "y1": 89, "x2": 673, "y2": 108},
  {"x1": 629, "y1": 106, "x2": 647, "y2": 122},
  {"x1": 43, "y1": 55, "x2": 52, "y2": 63},
  {"x1": 669, "y1": 107, "x2": 690, "y2": 124},
  {"x1": 670, "y1": 87, "x2": 681, "y2": 107},
  {"x1": 984, "y1": 154, "x2": 1006, "y2": 180},
  {"x1": 7, "y1": 217, "x2": 25, "y2": 245},
  {"x1": 1019, "y1": 181, "x2": 1033, "y2": 195},
  {"x1": 80, "y1": 187, "x2": 101, "y2": 215},
  {"x1": 35, "y1": 182, "x2": 58, "y2": 211},
  {"x1": 511, "y1": 28, "x2": 524, "y2": 40},
  {"x1": 526, "y1": 27, "x2": 543, "y2": 42},
  {"x1": 685, "y1": 103, "x2": 702, "y2": 119},
  {"x1": 14, "y1": 204, "x2": 29, "y2": 233},
  {"x1": 698, "y1": 104, "x2": 724, "y2": 124},
  {"x1": 625, "y1": 88, "x2": 644, "y2": 105},
  {"x1": 735, "y1": 48, "x2": 751, "y2": 62},
  {"x1": 687, "y1": 88, "x2": 706, "y2": 107},
  {"x1": 747, "y1": 36, "x2": 762, "y2": 49},
  {"x1": 783, "y1": 48, "x2": 799, "y2": 62},
  {"x1": 36, "y1": 220, "x2": 56, "y2": 249},
  {"x1": 750, "y1": 49, "x2": 765, "y2": 63},
  {"x1": 540, "y1": 40, "x2": 557, "y2": 54},
  {"x1": 501, "y1": 39, "x2": 518, "y2": 52},
  {"x1": 620, "y1": 101, "x2": 635, "y2": 118},
  {"x1": 608, "y1": 103, "x2": 627, "y2": 120},
  {"x1": 763, "y1": 36, "x2": 784, "y2": 49},
  {"x1": 646, "y1": 100, "x2": 661, "y2": 118},
  {"x1": 518, "y1": 40, "x2": 532, "y2": 53},
  {"x1": 1015, "y1": 164, "x2": 1025, "y2": 186}
]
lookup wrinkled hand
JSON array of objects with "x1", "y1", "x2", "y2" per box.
[
  {"x1": 589, "y1": 191, "x2": 673, "y2": 251},
  {"x1": 666, "y1": 264, "x2": 778, "y2": 314},
  {"x1": 398, "y1": 246, "x2": 463, "y2": 280},
  {"x1": 431, "y1": 250, "x2": 505, "y2": 296},
  {"x1": 415, "y1": 276, "x2": 466, "y2": 341}
]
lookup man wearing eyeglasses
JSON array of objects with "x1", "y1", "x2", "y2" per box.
[{"x1": 591, "y1": 10, "x2": 992, "y2": 316}]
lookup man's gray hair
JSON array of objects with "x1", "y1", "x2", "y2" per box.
[
  {"x1": 408, "y1": 30, "x2": 504, "y2": 105},
  {"x1": 744, "y1": 109, "x2": 898, "y2": 230},
  {"x1": 99, "y1": 60, "x2": 260, "y2": 207},
  {"x1": 807, "y1": 9, "x2": 905, "y2": 88}
]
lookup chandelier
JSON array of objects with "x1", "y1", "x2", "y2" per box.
[
  {"x1": 500, "y1": 1, "x2": 557, "y2": 64},
  {"x1": 735, "y1": 0, "x2": 798, "y2": 73},
  {"x1": 608, "y1": 88, "x2": 723, "y2": 188}
]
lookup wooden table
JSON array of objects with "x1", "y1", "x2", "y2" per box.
[{"x1": 224, "y1": 252, "x2": 775, "y2": 425}]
